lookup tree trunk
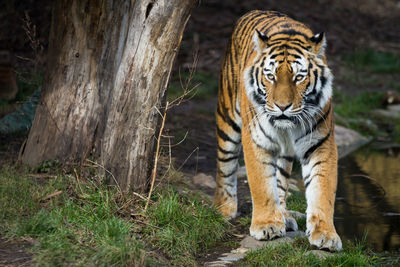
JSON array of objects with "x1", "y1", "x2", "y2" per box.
[{"x1": 22, "y1": 0, "x2": 196, "y2": 191}]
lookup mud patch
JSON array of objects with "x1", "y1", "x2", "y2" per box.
[{"x1": 0, "y1": 238, "x2": 33, "y2": 267}]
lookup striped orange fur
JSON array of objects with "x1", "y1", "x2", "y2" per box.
[{"x1": 213, "y1": 10, "x2": 342, "y2": 251}]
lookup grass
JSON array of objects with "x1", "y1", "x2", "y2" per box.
[
  {"x1": 145, "y1": 187, "x2": 229, "y2": 265},
  {"x1": 334, "y1": 89, "x2": 400, "y2": 141},
  {"x1": 239, "y1": 236, "x2": 378, "y2": 266},
  {"x1": 343, "y1": 50, "x2": 400, "y2": 74},
  {"x1": 333, "y1": 90, "x2": 383, "y2": 119},
  {"x1": 0, "y1": 165, "x2": 230, "y2": 266},
  {"x1": 286, "y1": 193, "x2": 306, "y2": 214},
  {"x1": 0, "y1": 166, "x2": 146, "y2": 266}
]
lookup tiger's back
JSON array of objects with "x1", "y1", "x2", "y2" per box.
[{"x1": 214, "y1": 10, "x2": 342, "y2": 251}]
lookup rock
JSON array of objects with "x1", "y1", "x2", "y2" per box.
[
  {"x1": 387, "y1": 104, "x2": 400, "y2": 112},
  {"x1": 370, "y1": 109, "x2": 400, "y2": 120},
  {"x1": 288, "y1": 210, "x2": 306, "y2": 220},
  {"x1": 237, "y1": 166, "x2": 247, "y2": 178},
  {"x1": 305, "y1": 250, "x2": 335, "y2": 259},
  {"x1": 218, "y1": 252, "x2": 246, "y2": 261},
  {"x1": 204, "y1": 260, "x2": 232, "y2": 267},
  {"x1": 192, "y1": 173, "x2": 216, "y2": 189},
  {"x1": 334, "y1": 125, "x2": 371, "y2": 158},
  {"x1": 288, "y1": 178, "x2": 298, "y2": 185},
  {"x1": 240, "y1": 231, "x2": 305, "y2": 250}
]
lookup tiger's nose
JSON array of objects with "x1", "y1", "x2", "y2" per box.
[{"x1": 275, "y1": 103, "x2": 292, "y2": 111}]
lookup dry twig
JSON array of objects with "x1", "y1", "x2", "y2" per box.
[{"x1": 145, "y1": 101, "x2": 169, "y2": 211}]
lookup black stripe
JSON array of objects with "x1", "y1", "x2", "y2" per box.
[
  {"x1": 252, "y1": 91, "x2": 266, "y2": 105},
  {"x1": 277, "y1": 184, "x2": 286, "y2": 192},
  {"x1": 220, "y1": 167, "x2": 238, "y2": 178},
  {"x1": 226, "y1": 116, "x2": 241, "y2": 133},
  {"x1": 268, "y1": 37, "x2": 307, "y2": 44},
  {"x1": 256, "y1": 117, "x2": 278, "y2": 145},
  {"x1": 270, "y1": 51, "x2": 285, "y2": 59},
  {"x1": 304, "y1": 180, "x2": 311, "y2": 189},
  {"x1": 229, "y1": 52, "x2": 236, "y2": 110},
  {"x1": 224, "y1": 189, "x2": 233, "y2": 198},
  {"x1": 279, "y1": 155, "x2": 294, "y2": 162},
  {"x1": 303, "y1": 174, "x2": 310, "y2": 181},
  {"x1": 284, "y1": 44, "x2": 304, "y2": 55},
  {"x1": 218, "y1": 105, "x2": 241, "y2": 134},
  {"x1": 254, "y1": 67, "x2": 260, "y2": 88},
  {"x1": 264, "y1": 162, "x2": 289, "y2": 178},
  {"x1": 217, "y1": 127, "x2": 239, "y2": 144},
  {"x1": 277, "y1": 166, "x2": 290, "y2": 178},
  {"x1": 303, "y1": 131, "x2": 331, "y2": 161},
  {"x1": 217, "y1": 144, "x2": 236, "y2": 155},
  {"x1": 218, "y1": 155, "x2": 238, "y2": 162},
  {"x1": 312, "y1": 160, "x2": 324, "y2": 169},
  {"x1": 262, "y1": 18, "x2": 286, "y2": 34},
  {"x1": 269, "y1": 29, "x2": 309, "y2": 39}
]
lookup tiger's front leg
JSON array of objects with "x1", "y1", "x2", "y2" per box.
[
  {"x1": 301, "y1": 131, "x2": 342, "y2": 251},
  {"x1": 242, "y1": 133, "x2": 286, "y2": 240}
]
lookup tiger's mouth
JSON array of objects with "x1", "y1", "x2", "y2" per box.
[
  {"x1": 269, "y1": 113, "x2": 297, "y2": 128},
  {"x1": 274, "y1": 114, "x2": 290, "y2": 120}
]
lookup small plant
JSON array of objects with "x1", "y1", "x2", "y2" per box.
[
  {"x1": 33, "y1": 160, "x2": 60, "y2": 173},
  {"x1": 145, "y1": 187, "x2": 229, "y2": 265},
  {"x1": 286, "y1": 193, "x2": 307, "y2": 214}
]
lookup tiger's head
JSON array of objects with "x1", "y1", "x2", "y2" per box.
[{"x1": 245, "y1": 28, "x2": 333, "y2": 129}]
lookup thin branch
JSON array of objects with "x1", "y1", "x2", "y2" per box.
[{"x1": 145, "y1": 101, "x2": 169, "y2": 211}]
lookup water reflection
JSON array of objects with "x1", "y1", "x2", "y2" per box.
[{"x1": 335, "y1": 145, "x2": 400, "y2": 251}]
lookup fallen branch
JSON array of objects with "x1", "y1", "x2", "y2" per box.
[{"x1": 40, "y1": 190, "x2": 62, "y2": 202}]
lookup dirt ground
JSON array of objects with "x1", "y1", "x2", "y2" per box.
[{"x1": 0, "y1": 0, "x2": 399, "y2": 265}]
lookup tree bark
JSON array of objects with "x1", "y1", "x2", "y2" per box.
[{"x1": 22, "y1": 0, "x2": 196, "y2": 191}]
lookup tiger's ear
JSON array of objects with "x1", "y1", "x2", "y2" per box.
[
  {"x1": 253, "y1": 29, "x2": 269, "y2": 52},
  {"x1": 310, "y1": 32, "x2": 326, "y2": 56}
]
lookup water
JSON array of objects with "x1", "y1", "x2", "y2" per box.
[{"x1": 335, "y1": 143, "x2": 400, "y2": 252}]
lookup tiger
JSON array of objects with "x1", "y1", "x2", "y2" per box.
[{"x1": 213, "y1": 10, "x2": 342, "y2": 251}]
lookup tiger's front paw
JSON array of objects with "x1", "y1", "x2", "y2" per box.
[
  {"x1": 250, "y1": 220, "x2": 286, "y2": 240},
  {"x1": 213, "y1": 195, "x2": 237, "y2": 219},
  {"x1": 307, "y1": 228, "x2": 342, "y2": 251}
]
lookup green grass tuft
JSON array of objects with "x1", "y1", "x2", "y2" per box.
[
  {"x1": 240, "y1": 236, "x2": 378, "y2": 267},
  {"x1": 343, "y1": 50, "x2": 400, "y2": 74},
  {"x1": 145, "y1": 187, "x2": 229, "y2": 265},
  {"x1": 286, "y1": 193, "x2": 307, "y2": 214},
  {"x1": 333, "y1": 90, "x2": 383, "y2": 119}
]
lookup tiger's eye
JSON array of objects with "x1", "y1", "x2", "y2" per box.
[
  {"x1": 295, "y1": 74, "x2": 304, "y2": 81},
  {"x1": 267, "y1": 74, "x2": 275, "y2": 81}
]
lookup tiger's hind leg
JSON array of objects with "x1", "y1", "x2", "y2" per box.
[
  {"x1": 213, "y1": 110, "x2": 242, "y2": 219},
  {"x1": 276, "y1": 155, "x2": 298, "y2": 232}
]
